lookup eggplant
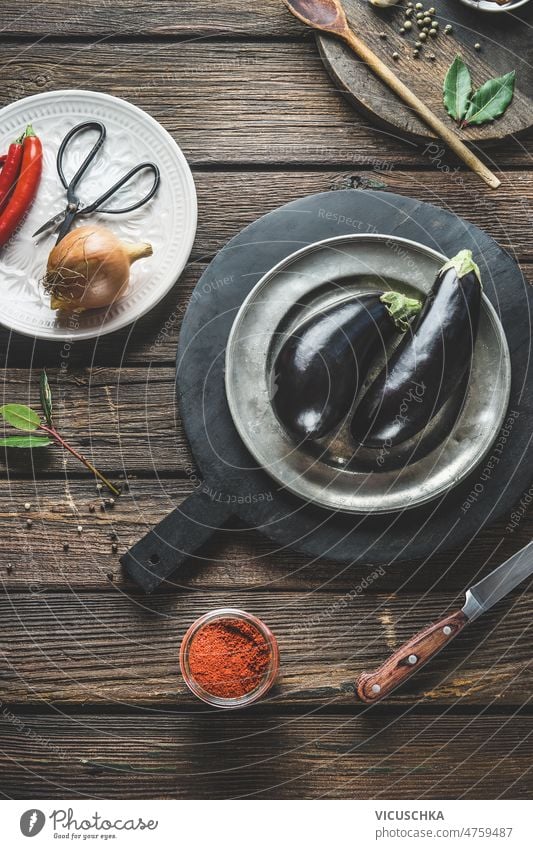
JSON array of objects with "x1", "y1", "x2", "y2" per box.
[
  {"x1": 351, "y1": 249, "x2": 482, "y2": 448},
  {"x1": 272, "y1": 290, "x2": 422, "y2": 440}
]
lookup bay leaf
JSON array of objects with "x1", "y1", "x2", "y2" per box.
[
  {"x1": 0, "y1": 435, "x2": 52, "y2": 448},
  {"x1": 443, "y1": 56, "x2": 472, "y2": 122},
  {"x1": 40, "y1": 370, "x2": 54, "y2": 427},
  {"x1": 0, "y1": 404, "x2": 41, "y2": 431},
  {"x1": 464, "y1": 71, "x2": 516, "y2": 126}
]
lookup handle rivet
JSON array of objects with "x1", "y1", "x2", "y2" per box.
[
  {"x1": 443, "y1": 625, "x2": 452, "y2": 636},
  {"x1": 371, "y1": 683, "x2": 381, "y2": 694},
  {"x1": 408, "y1": 654, "x2": 418, "y2": 665}
]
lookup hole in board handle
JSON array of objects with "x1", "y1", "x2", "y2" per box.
[{"x1": 149, "y1": 554, "x2": 160, "y2": 565}]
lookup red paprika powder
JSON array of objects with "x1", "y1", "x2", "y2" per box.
[{"x1": 180, "y1": 609, "x2": 279, "y2": 705}]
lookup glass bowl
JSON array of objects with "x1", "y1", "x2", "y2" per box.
[{"x1": 179, "y1": 608, "x2": 280, "y2": 709}]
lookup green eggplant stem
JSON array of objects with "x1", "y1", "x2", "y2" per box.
[{"x1": 380, "y1": 291, "x2": 422, "y2": 333}]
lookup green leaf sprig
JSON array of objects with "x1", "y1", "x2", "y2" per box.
[
  {"x1": 443, "y1": 56, "x2": 516, "y2": 128},
  {"x1": 0, "y1": 371, "x2": 120, "y2": 497}
]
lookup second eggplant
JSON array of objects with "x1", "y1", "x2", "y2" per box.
[
  {"x1": 351, "y1": 249, "x2": 482, "y2": 448},
  {"x1": 272, "y1": 290, "x2": 422, "y2": 440}
]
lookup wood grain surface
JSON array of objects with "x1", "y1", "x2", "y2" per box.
[
  {"x1": 318, "y1": 0, "x2": 533, "y2": 144},
  {"x1": 0, "y1": 1, "x2": 301, "y2": 37},
  {"x1": 0, "y1": 590, "x2": 532, "y2": 706},
  {"x1": 1, "y1": 712, "x2": 532, "y2": 799},
  {"x1": 0, "y1": 42, "x2": 530, "y2": 169},
  {"x1": 0, "y1": 2, "x2": 531, "y2": 800},
  {"x1": 0, "y1": 478, "x2": 532, "y2": 593},
  {"x1": 1, "y1": 713, "x2": 531, "y2": 799}
]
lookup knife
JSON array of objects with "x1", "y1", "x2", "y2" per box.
[{"x1": 356, "y1": 540, "x2": 533, "y2": 704}]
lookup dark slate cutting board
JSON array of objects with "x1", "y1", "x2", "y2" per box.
[{"x1": 123, "y1": 190, "x2": 533, "y2": 592}]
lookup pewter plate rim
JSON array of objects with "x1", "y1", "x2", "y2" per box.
[{"x1": 225, "y1": 234, "x2": 511, "y2": 514}]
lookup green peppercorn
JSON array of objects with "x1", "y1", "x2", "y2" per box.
[
  {"x1": 419, "y1": 32, "x2": 427, "y2": 40},
  {"x1": 429, "y1": 27, "x2": 437, "y2": 36},
  {"x1": 444, "y1": 24, "x2": 452, "y2": 32},
  {"x1": 392, "y1": 52, "x2": 399, "y2": 60},
  {"x1": 379, "y1": 31, "x2": 387, "y2": 39},
  {"x1": 423, "y1": 16, "x2": 431, "y2": 24},
  {"x1": 404, "y1": 19, "x2": 413, "y2": 29},
  {"x1": 400, "y1": 26, "x2": 405, "y2": 33},
  {"x1": 428, "y1": 6, "x2": 436, "y2": 12},
  {"x1": 432, "y1": 19, "x2": 438, "y2": 26},
  {"x1": 474, "y1": 43, "x2": 481, "y2": 51},
  {"x1": 413, "y1": 49, "x2": 420, "y2": 57},
  {"x1": 415, "y1": 40, "x2": 422, "y2": 47},
  {"x1": 415, "y1": 2, "x2": 423, "y2": 7},
  {"x1": 422, "y1": 26, "x2": 429, "y2": 32}
]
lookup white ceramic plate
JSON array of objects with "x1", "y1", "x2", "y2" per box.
[
  {"x1": 0, "y1": 90, "x2": 197, "y2": 341},
  {"x1": 458, "y1": 0, "x2": 530, "y2": 10}
]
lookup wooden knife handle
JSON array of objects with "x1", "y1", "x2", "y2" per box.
[{"x1": 356, "y1": 609, "x2": 468, "y2": 704}]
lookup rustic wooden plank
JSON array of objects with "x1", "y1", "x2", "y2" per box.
[
  {"x1": 0, "y1": 1, "x2": 300, "y2": 37},
  {"x1": 191, "y1": 169, "x2": 533, "y2": 260},
  {"x1": 0, "y1": 366, "x2": 187, "y2": 473},
  {"x1": 0, "y1": 42, "x2": 530, "y2": 168},
  {"x1": 0, "y1": 712, "x2": 531, "y2": 799},
  {"x1": 1, "y1": 588, "x2": 532, "y2": 706},
  {"x1": 0, "y1": 479, "x2": 532, "y2": 593}
]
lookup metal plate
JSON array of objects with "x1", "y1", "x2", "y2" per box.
[
  {"x1": 225, "y1": 234, "x2": 511, "y2": 514},
  {"x1": 0, "y1": 90, "x2": 197, "y2": 341}
]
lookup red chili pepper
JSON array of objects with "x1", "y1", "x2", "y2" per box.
[
  {"x1": 0, "y1": 130, "x2": 25, "y2": 213},
  {"x1": 0, "y1": 125, "x2": 42, "y2": 248}
]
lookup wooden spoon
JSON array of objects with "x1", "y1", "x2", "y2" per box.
[{"x1": 283, "y1": 0, "x2": 501, "y2": 189}]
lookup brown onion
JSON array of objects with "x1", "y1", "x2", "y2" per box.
[{"x1": 44, "y1": 225, "x2": 153, "y2": 312}]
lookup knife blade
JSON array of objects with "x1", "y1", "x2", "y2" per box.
[
  {"x1": 357, "y1": 540, "x2": 533, "y2": 704},
  {"x1": 463, "y1": 539, "x2": 533, "y2": 620}
]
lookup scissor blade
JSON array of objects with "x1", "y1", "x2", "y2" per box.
[
  {"x1": 463, "y1": 540, "x2": 533, "y2": 621},
  {"x1": 32, "y1": 210, "x2": 66, "y2": 238}
]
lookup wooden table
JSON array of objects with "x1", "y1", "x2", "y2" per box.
[{"x1": 0, "y1": 1, "x2": 532, "y2": 800}]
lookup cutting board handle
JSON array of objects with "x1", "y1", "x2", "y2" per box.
[{"x1": 120, "y1": 489, "x2": 234, "y2": 593}]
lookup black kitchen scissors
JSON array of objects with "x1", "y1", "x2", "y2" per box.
[{"x1": 33, "y1": 121, "x2": 161, "y2": 244}]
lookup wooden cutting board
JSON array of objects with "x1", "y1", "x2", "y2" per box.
[{"x1": 317, "y1": 0, "x2": 533, "y2": 145}]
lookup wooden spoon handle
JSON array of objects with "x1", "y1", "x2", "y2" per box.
[
  {"x1": 356, "y1": 608, "x2": 468, "y2": 704},
  {"x1": 341, "y1": 29, "x2": 501, "y2": 189}
]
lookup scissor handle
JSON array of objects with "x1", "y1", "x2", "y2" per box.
[
  {"x1": 81, "y1": 163, "x2": 161, "y2": 216},
  {"x1": 57, "y1": 121, "x2": 106, "y2": 200}
]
